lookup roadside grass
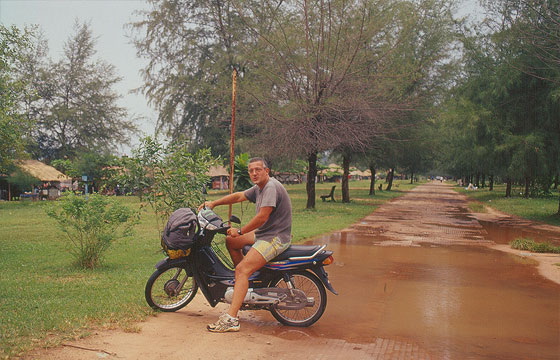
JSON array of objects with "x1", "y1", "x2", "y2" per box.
[
  {"x1": 467, "y1": 202, "x2": 487, "y2": 213},
  {"x1": 456, "y1": 184, "x2": 560, "y2": 227},
  {"x1": 0, "y1": 197, "x2": 158, "y2": 358},
  {"x1": 510, "y1": 237, "x2": 560, "y2": 254},
  {"x1": 0, "y1": 180, "x2": 419, "y2": 358}
]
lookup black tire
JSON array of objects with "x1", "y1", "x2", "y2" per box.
[
  {"x1": 145, "y1": 265, "x2": 198, "y2": 312},
  {"x1": 269, "y1": 271, "x2": 327, "y2": 327}
]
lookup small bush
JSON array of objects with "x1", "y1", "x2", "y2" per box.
[
  {"x1": 510, "y1": 237, "x2": 560, "y2": 254},
  {"x1": 510, "y1": 238, "x2": 532, "y2": 251},
  {"x1": 468, "y1": 202, "x2": 487, "y2": 213},
  {"x1": 46, "y1": 192, "x2": 138, "y2": 268}
]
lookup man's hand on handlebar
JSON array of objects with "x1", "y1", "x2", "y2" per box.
[
  {"x1": 227, "y1": 227, "x2": 240, "y2": 238},
  {"x1": 198, "y1": 201, "x2": 214, "y2": 212}
]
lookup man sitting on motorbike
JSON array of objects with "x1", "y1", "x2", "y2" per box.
[{"x1": 198, "y1": 157, "x2": 292, "y2": 332}]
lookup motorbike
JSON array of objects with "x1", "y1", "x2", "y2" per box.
[{"x1": 145, "y1": 200, "x2": 338, "y2": 327}]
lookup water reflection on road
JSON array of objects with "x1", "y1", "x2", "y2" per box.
[{"x1": 254, "y1": 184, "x2": 560, "y2": 359}]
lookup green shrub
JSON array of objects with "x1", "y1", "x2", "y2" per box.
[
  {"x1": 510, "y1": 237, "x2": 560, "y2": 254},
  {"x1": 510, "y1": 237, "x2": 532, "y2": 250},
  {"x1": 46, "y1": 192, "x2": 138, "y2": 268},
  {"x1": 531, "y1": 241, "x2": 559, "y2": 253},
  {"x1": 233, "y1": 153, "x2": 252, "y2": 191},
  {"x1": 116, "y1": 136, "x2": 219, "y2": 233}
]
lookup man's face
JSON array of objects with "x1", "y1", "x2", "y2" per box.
[{"x1": 248, "y1": 161, "x2": 269, "y2": 187}]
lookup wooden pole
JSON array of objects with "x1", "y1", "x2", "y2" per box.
[{"x1": 229, "y1": 69, "x2": 238, "y2": 222}]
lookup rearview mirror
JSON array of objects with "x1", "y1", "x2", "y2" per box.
[{"x1": 229, "y1": 215, "x2": 241, "y2": 224}]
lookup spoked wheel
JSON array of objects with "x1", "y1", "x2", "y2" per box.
[
  {"x1": 145, "y1": 265, "x2": 198, "y2": 312},
  {"x1": 269, "y1": 271, "x2": 327, "y2": 327}
]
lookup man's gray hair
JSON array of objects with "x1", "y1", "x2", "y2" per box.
[{"x1": 249, "y1": 157, "x2": 269, "y2": 169}]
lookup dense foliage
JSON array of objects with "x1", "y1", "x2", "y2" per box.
[
  {"x1": 0, "y1": 25, "x2": 34, "y2": 173},
  {"x1": 117, "y1": 136, "x2": 219, "y2": 233},
  {"x1": 131, "y1": 0, "x2": 460, "y2": 207},
  {"x1": 435, "y1": 0, "x2": 559, "y2": 215},
  {"x1": 18, "y1": 21, "x2": 137, "y2": 160}
]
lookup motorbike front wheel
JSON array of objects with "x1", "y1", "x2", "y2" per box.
[
  {"x1": 269, "y1": 271, "x2": 327, "y2": 327},
  {"x1": 145, "y1": 265, "x2": 198, "y2": 312}
]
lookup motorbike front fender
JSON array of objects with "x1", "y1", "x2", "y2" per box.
[
  {"x1": 310, "y1": 266, "x2": 338, "y2": 295},
  {"x1": 155, "y1": 257, "x2": 189, "y2": 270}
]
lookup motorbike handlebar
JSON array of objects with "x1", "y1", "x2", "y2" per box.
[{"x1": 216, "y1": 224, "x2": 230, "y2": 234}]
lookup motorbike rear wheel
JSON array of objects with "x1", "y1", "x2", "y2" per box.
[
  {"x1": 269, "y1": 271, "x2": 327, "y2": 327},
  {"x1": 145, "y1": 265, "x2": 198, "y2": 312}
]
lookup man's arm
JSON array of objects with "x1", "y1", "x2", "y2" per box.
[
  {"x1": 228, "y1": 206, "x2": 273, "y2": 237},
  {"x1": 199, "y1": 191, "x2": 247, "y2": 211}
]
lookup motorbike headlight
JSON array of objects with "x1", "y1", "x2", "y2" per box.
[{"x1": 198, "y1": 209, "x2": 219, "y2": 230}]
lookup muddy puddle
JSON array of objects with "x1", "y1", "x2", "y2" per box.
[
  {"x1": 479, "y1": 220, "x2": 560, "y2": 246},
  {"x1": 253, "y1": 232, "x2": 560, "y2": 359},
  {"x1": 247, "y1": 184, "x2": 560, "y2": 358}
]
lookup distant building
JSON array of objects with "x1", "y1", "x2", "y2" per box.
[
  {"x1": 350, "y1": 169, "x2": 372, "y2": 181},
  {"x1": 317, "y1": 164, "x2": 372, "y2": 182},
  {"x1": 208, "y1": 165, "x2": 229, "y2": 190},
  {"x1": 0, "y1": 160, "x2": 72, "y2": 200}
]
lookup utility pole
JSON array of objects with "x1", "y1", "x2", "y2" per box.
[{"x1": 228, "y1": 68, "x2": 238, "y2": 222}]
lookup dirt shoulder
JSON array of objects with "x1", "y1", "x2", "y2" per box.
[
  {"x1": 471, "y1": 205, "x2": 560, "y2": 285},
  {"x1": 489, "y1": 244, "x2": 560, "y2": 285},
  {"x1": 22, "y1": 296, "x2": 393, "y2": 360}
]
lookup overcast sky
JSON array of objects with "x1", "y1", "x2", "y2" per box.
[{"x1": 1, "y1": 0, "x2": 484, "y2": 155}]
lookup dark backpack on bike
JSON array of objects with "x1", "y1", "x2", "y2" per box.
[{"x1": 161, "y1": 208, "x2": 198, "y2": 258}]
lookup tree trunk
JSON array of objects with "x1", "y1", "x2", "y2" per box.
[
  {"x1": 306, "y1": 152, "x2": 317, "y2": 209},
  {"x1": 489, "y1": 175, "x2": 494, "y2": 191},
  {"x1": 557, "y1": 194, "x2": 560, "y2": 215},
  {"x1": 554, "y1": 174, "x2": 558, "y2": 189},
  {"x1": 369, "y1": 165, "x2": 376, "y2": 196},
  {"x1": 481, "y1": 174, "x2": 486, "y2": 188},
  {"x1": 410, "y1": 170, "x2": 414, "y2": 184},
  {"x1": 475, "y1": 173, "x2": 480, "y2": 188},
  {"x1": 505, "y1": 178, "x2": 512, "y2": 198},
  {"x1": 386, "y1": 168, "x2": 395, "y2": 191},
  {"x1": 342, "y1": 153, "x2": 351, "y2": 203},
  {"x1": 524, "y1": 176, "x2": 530, "y2": 199}
]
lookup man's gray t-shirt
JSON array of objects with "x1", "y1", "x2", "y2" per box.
[{"x1": 244, "y1": 177, "x2": 292, "y2": 244}]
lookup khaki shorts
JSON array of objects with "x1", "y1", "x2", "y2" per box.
[{"x1": 252, "y1": 237, "x2": 290, "y2": 262}]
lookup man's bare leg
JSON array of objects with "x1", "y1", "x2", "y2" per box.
[
  {"x1": 225, "y1": 231, "x2": 255, "y2": 266},
  {"x1": 227, "y1": 248, "x2": 267, "y2": 318}
]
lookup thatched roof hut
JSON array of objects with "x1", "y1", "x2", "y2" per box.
[
  {"x1": 16, "y1": 160, "x2": 71, "y2": 182},
  {"x1": 208, "y1": 165, "x2": 229, "y2": 178},
  {"x1": 350, "y1": 169, "x2": 372, "y2": 180},
  {"x1": 208, "y1": 165, "x2": 229, "y2": 190},
  {"x1": 0, "y1": 160, "x2": 72, "y2": 200}
]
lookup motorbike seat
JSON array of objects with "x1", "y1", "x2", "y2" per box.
[{"x1": 242, "y1": 244, "x2": 324, "y2": 262}]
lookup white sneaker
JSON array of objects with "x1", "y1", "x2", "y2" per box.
[{"x1": 207, "y1": 313, "x2": 240, "y2": 333}]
